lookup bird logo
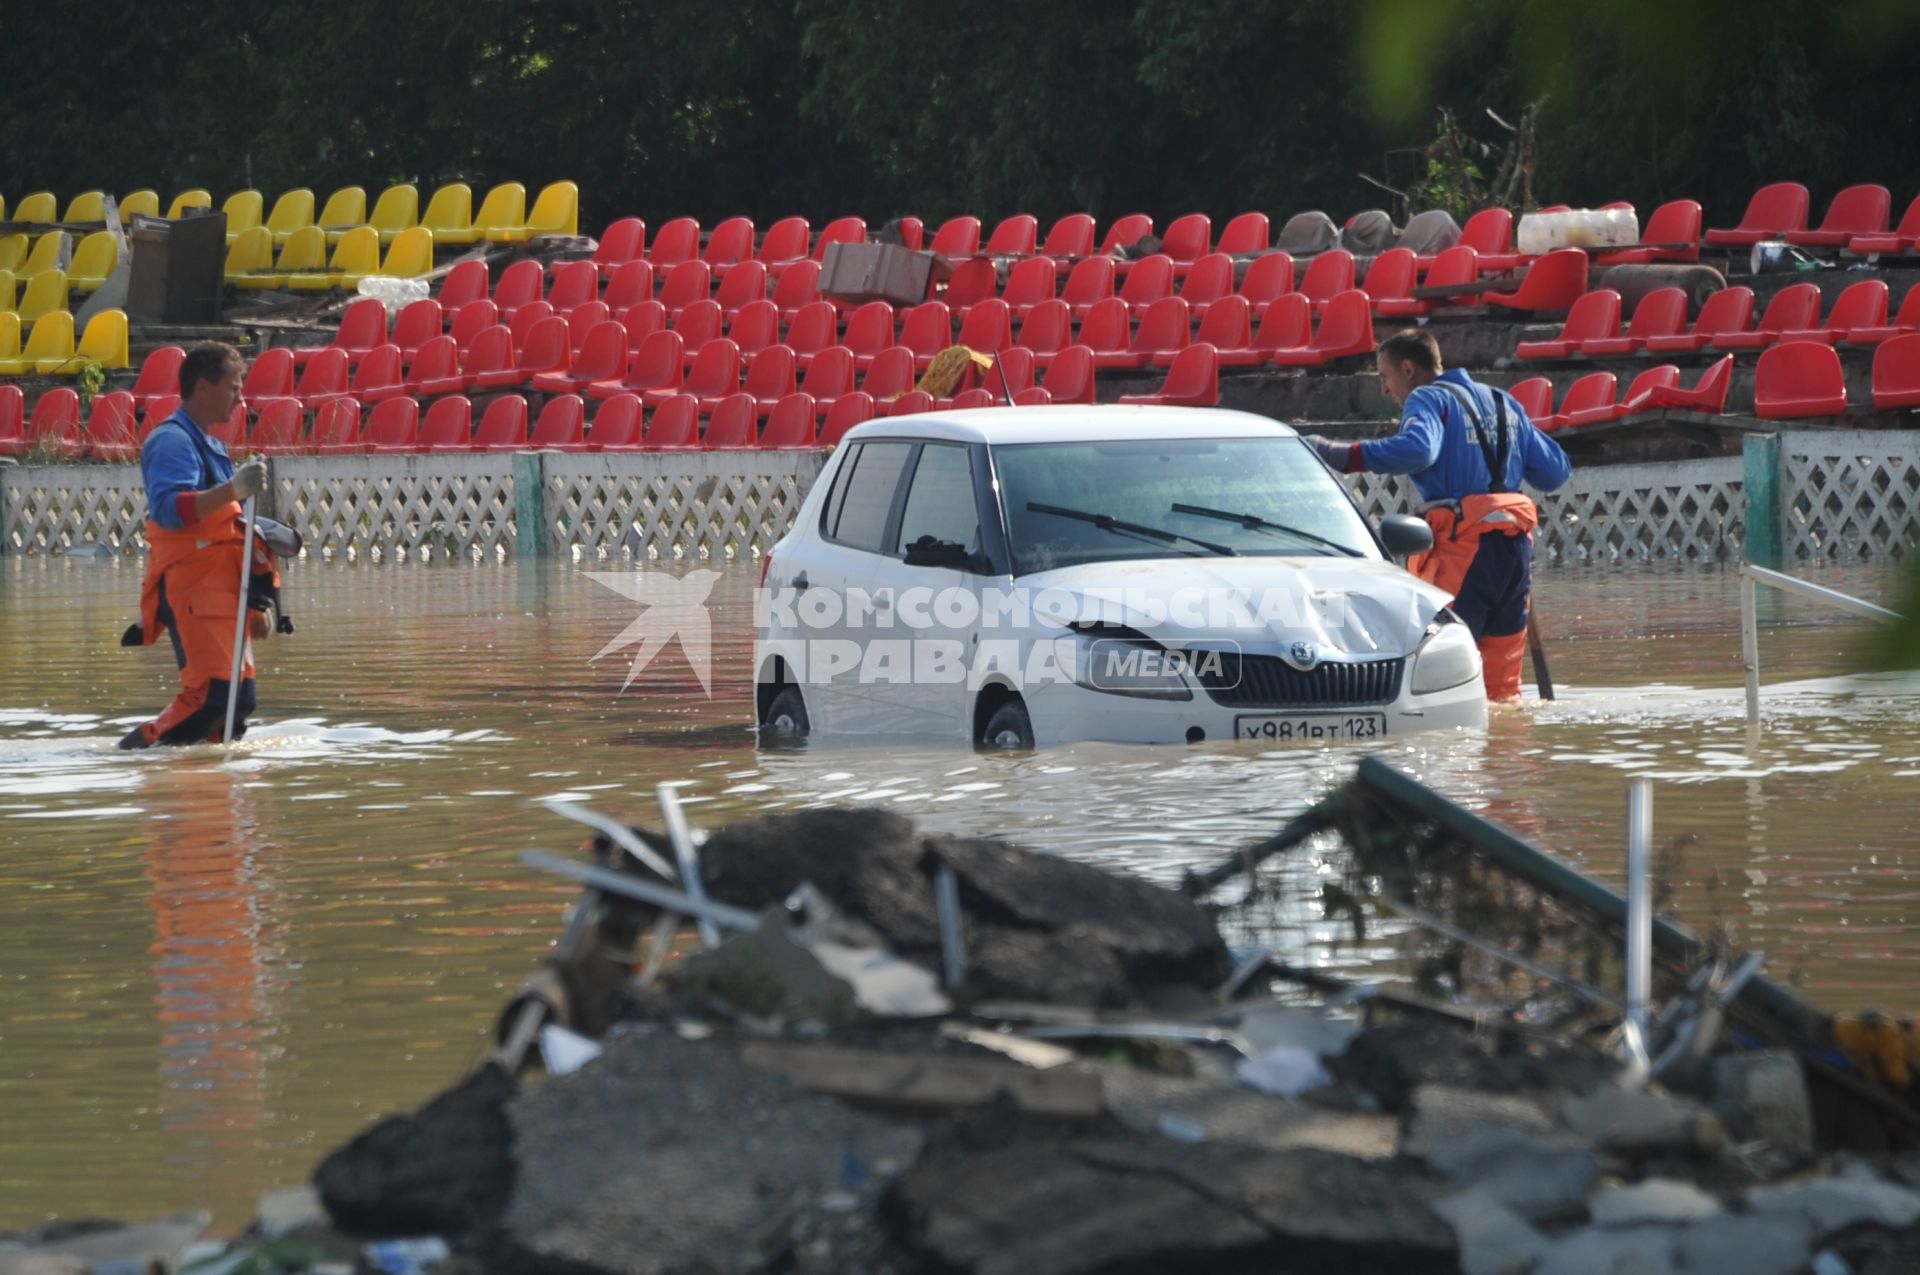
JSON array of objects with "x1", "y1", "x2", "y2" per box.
[{"x1": 585, "y1": 569, "x2": 723, "y2": 695}]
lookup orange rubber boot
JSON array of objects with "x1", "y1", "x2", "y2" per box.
[{"x1": 1479, "y1": 631, "x2": 1528, "y2": 704}]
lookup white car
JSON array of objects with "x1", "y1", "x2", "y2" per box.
[{"x1": 754, "y1": 406, "x2": 1487, "y2": 747}]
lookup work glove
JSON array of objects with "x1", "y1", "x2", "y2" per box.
[
  {"x1": 1302, "y1": 435, "x2": 1356, "y2": 473},
  {"x1": 249, "y1": 610, "x2": 272, "y2": 641},
  {"x1": 231, "y1": 457, "x2": 270, "y2": 501}
]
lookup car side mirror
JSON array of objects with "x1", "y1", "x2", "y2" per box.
[
  {"x1": 1377, "y1": 513, "x2": 1434, "y2": 560},
  {"x1": 902, "y1": 535, "x2": 981, "y2": 571}
]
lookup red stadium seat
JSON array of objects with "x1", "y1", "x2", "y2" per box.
[
  {"x1": 1871, "y1": 333, "x2": 1920, "y2": 409},
  {"x1": 653, "y1": 338, "x2": 736, "y2": 409},
  {"x1": 648, "y1": 217, "x2": 701, "y2": 267},
  {"x1": 1220, "y1": 292, "x2": 1311, "y2": 368},
  {"x1": 742, "y1": 344, "x2": 797, "y2": 413},
  {"x1": 988, "y1": 347, "x2": 1035, "y2": 401},
  {"x1": 727, "y1": 299, "x2": 782, "y2": 357},
  {"x1": 819, "y1": 391, "x2": 876, "y2": 445},
  {"x1": 1629, "y1": 354, "x2": 1733, "y2": 415},
  {"x1": 242, "y1": 346, "x2": 296, "y2": 402},
  {"x1": 546, "y1": 260, "x2": 600, "y2": 315},
  {"x1": 587, "y1": 327, "x2": 680, "y2": 402},
  {"x1": 1060, "y1": 256, "x2": 1116, "y2": 320},
  {"x1": 392, "y1": 298, "x2": 444, "y2": 360},
  {"x1": 506, "y1": 301, "x2": 554, "y2": 350},
  {"x1": 587, "y1": 393, "x2": 644, "y2": 451},
  {"x1": 565, "y1": 301, "x2": 611, "y2": 357},
  {"x1": 1124, "y1": 297, "x2": 1189, "y2": 370},
  {"x1": 1169, "y1": 295, "x2": 1250, "y2": 367},
  {"x1": 1161, "y1": 213, "x2": 1212, "y2": 269},
  {"x1": 984, "y1": 214, "x2": 1038, "y2": 257},
  {"x1": 1179, "y1": 253, "x2": 1235, "y2": 317},
  {"x1": 1541, "y1": 372, "x2": 1617, "y2": 432},
  {"x1": 770, "y1": 258, "x2": 822, "y2": 319},
  {"x1": 84, "y1": 391, "x2": 139, "y2": 461},
  {"x1": 208, "y1": 401, "x2": 248, "y2": 450},
  {"x1": 929, "y1": 215, "x2": 981, "y2": 256},
  {"x1": 1754, "y1": 341, "x2": 1847, "y2": 419},
  {"x1": 406, "y1": 335, "x2": 468, "y2": 396},
  {"x1": 473, "y1": 395, "x2": 531, "y2": 451},
  {"x1": 137, "y1": 394, "x2": 180, "y2": 443},
  {"x1": 1270, "y1": 290, "x2": 1373, "y2": 367},
  {"x1": 703, "y1": 394, "x2": 757, "y2": 447},
  {"x1": 1076, "y1": 297, "x2": 1133, "y2": 368},
  {"x1": 488, "y1": 315, "x2": 569, "y2": 391},
  {"x1": 311, "y1": 398, "x2": 362, "y2": 454},
  {"x1": 1042, "y1": 345, "x2": 1095, "y2": 405},
  {"x1": 295, "y1": 347, "x2": 352, "y2": 408},
  {"x1": 1460, "y1": 208, "x2": 1521, "y2": 272},
  {"x1": 1237, "y1": 251, "x2": 1296, "y2": 318},
  {"x1": 645, "y1": 394, "x2": 699, "y2": 448},
  {"x1": 437, "y1": 260, "x2": 489, "y2": 313},
  {"x1": 760, "y1": 393, "x2": 817, "y2": 447},
  {"x1": 900, "y1": 302, "x2": 953, "y2": 370},
  {"x1": 1712, "y1": 282, "x2": 1822, "y2": 351},
  {"x1": 1646, "y1": 286, "x2": 1753, "y2": 354},
  {"x1": 350, "y1": 343, "x2": 406, "y2": 404},
  {"x1": 419, "y1": 396, "x2": 474, "y2": 451},
  {"x1": 671, "y1": 299, "x2": 724, "y2": 359},
  {"x1": 1098, "y1": 214, "x2": 1153, "y2": 255},
  {"x1": 1216, "y1": 212, "x2": 1270, "y2": 256},
  {"x1": 1361, "y1": 248, "x2": 1419, "y2": 316},
  {"x1": 1566, "y1": 365, "x2": 1678, "y2": 428},
  {"x1": 1778, "y1": 280, "x2": 1889, "y2": 345},
  {"x1": 534, "y1": 320, "x2": 626, "y2": 395},
  {"x1": 0, "y1": 385, "x2": 27, "y2": 457},
  {"x1": 1040, "y1": 214, "x2": 1095, "y2": 263},
  {"x1": 592, "y1": 218, "x2": 646, "y2": 274},
  {"x1": 947, "y1": 388, "x2": 994, "y2": 410},
  {"x1": 249, "y1": 399, "x2": 305, "y2": 453},
  {"x1": 1118, "y1": 343, "x2": 1218, "y2": 407},
  {"x1": 703, "y1": 216, "x2": 755, "y2": 272},
  {"x1": 1116, "y1": 254, "x2": 1174, "y2": 310},
  {"x1": 1786, "y1": 184, "x2": 1891, "y2": 248},
  {"x1": 1849, "y1": 282, "x2": 1920, "y2": 345},
  {"x1": 603, "y1": 260, "x2": 656, "y2": 311},
  {"x1": 1704, "y1": 182, "x2": 1810, "y2": 247},
  {"x1": 450, "y1": 300, "x2": 500, "y2": 355},
  {"x1": 1297, "y1": 249, "x2": 1357, "y2": 312},
  {"x1": 1849, "y1": 195, "x2": 1920, "y2": 257},
  {"x1": 1016, "y1": 299, "x2": 1072, "y2": 365},
  {"x1": 528, "y1": 394, "x2": 587, "y2": 450},
  {"x1": 809, "y1": 217, "x2": 867, "y2": 264},
  {"x1": 1580, "y1": 287, "x2": 1686, "y2": 357},
  {"x1": 1508, "y1": 377, "x2": 1554, "y2": 421},
  {"x1": 796, "y1": 345, "x2": 855, "y2": 413},
  {"x1": 785, "y1": 301, "x2": 840, "y2": 368},
  {"x1": 363, "y1": 397, "x2": 421, "y2": 452},
  {"x1": 1516, "y1": 290, "x2": 1621, "y2": 360},
  {"x1": 758, "y1": 216, "x2": 811, "y2": 269},
  {"x1": 1483, "y1": 249, "x2": 1588, "y2": 313},
  {"x1": 944, "y1": 257, "x2": 998, "y2": 312},
  {"x1": 293, "y1": 302, "x2": 383, "y2": 368},
  {"x1": 859, "y1": 345, "x2": 916, "y2": 403},
  {"x1": 884, "y1": 389, "x2": 933, "y2": 418},
  {"x1": 129, "y1": 345, "x2": 187, "y2": 410},
  {"x1": 1012, "y1": 387, "x2": 1054, "y2": 406},
  {"x1": 1001, "y1": 257, "x2": 1058, "y2": 318},
  {"x1": 492, "y1": 259, "x2": 545, "y2": 316},
  {"x1": 659, "y1": 261, "x2": 713, "y2": 318},
  {"x1": 1598, "y1": 200, "x2": 1702, "y2": 265},
  {"x1": 714, "y1": 259, "x2": 768, "y2": 318},
  {"x1": 954, "y1": 298, "x2": 1012, "y2": 355}
]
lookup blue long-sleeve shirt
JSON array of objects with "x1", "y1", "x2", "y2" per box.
[
  {"x1": 1358, "y1": 368, "x2": 1571, "y2": 503},
  {"x1": 140, "y1": 408, "x2": 235, "y2": 531}
]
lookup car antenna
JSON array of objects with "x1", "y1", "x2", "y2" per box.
[{"x1": 993, "y1": 350, "x2": 1014, "y2": 404}]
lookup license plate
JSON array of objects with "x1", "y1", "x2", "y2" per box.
[{"x1": 1235, "y1": 713, "x2": 1386, "y2": 742}]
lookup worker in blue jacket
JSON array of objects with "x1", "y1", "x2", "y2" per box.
[{"x1": 1305, "y1": 329, "x2": 1571, "y2": 702}]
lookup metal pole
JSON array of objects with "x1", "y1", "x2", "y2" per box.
[
  {"x1": 1741, "y1": 570, "x2": 1761, "y2": 725},
  {"x1": 658, "y1": 784, "x2": 719, "y2": 949},
  {"x1": 223, "y1": 496, "x2": 257, "y2": 745},
  {"x1": 934, "y1": 864, "x2": 966, "y2": 990},
  {"x1": 1625, "y1": 777, "x2": 1654, "y2": 1061}
]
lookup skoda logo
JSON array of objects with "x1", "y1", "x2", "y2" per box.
[{"x1": 1285, "y1": 641, "x2": 1319, "y2": 671}]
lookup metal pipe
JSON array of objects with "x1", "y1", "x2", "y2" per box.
[
  {"x1": 657, "y1": 784, "x2": 720, "y2": 950},
  {"x1": 934, "y1": 864, "x2": 966, "y2": 990},
  {"x1": 541, "y1": 797, "x2": 679, "y2": 880},
  {"x1": 1741, "y1": 571, "x2": 1762, "y2": 725},
  {"x1": 223, "y1": 496, "x2": 257, "y2": 746},
  {"x1": 1624, "y1": 777, "x2": 1654, "y2": 1076},
  {"x1": 520, "y1": 849, "x2": 763, "y2": 933},
  {"x1": 1741, "y1": 563, "x2": 1902, "y2": 622}
]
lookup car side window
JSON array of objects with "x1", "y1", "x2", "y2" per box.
[
  {"x1": 824, "y1": 441, "x2": 913, "y2": 552},
  {"x1": 894, "y1": 443, "x2": 979, "y2": 554}
]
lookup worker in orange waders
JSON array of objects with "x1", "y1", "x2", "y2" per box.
[
  {"x1": 119, "y1": 342, "x2": 287, "y2": 749},
  {"x1": 1305, "y1": 329, "x2": 1571, "y2": 703}
]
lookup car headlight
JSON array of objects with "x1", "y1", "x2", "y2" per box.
[
  {"x1": 1409, "y1": 618, "x2": 1481, "y2": 694},
  {"x1": 1070, "y1": 634, "x2": 1194, "y2": 700}
]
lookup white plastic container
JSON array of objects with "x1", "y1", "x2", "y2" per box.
[
  {"x1": 1516, "y1": 208, "x2": 1640, "y2": 255},
  {"x1": 357, "y1": 275, "x2": 432, "y2": 318}
]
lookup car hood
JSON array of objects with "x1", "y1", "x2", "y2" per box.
[{"x1": 1014, "y1": 556, "x2": 1452, "y2": 658}]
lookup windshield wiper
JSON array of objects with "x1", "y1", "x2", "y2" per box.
[
  {"x1": 1026, "y1": 501, "x2": 1236, "y2": 556},
  {"x1": 1170, "y1": 502, "x2": 1364, "y2": 557}
]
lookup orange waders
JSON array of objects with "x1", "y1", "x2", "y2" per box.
[
  {"x1": 1408, "y1": 494, "x2": 1538, "y2": 703},
  {"x1": 124, "y1": 504, "x2": 275, "y2": 746}
]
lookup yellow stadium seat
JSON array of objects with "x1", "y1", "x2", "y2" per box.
[
  {"x1": 515, "y1": 180, "x2": 580, "y2": 241},
  {"x1": 68, "y1": 231, "x2": 120, "y2": 293},
  {"x1": 273, "y1": 226, "x2": 329, "y2": 287},
  {"x1": 24, "y1": 310, "x2": 77, "y2": 375},
  {"x1": 13, "y1": 192, "x2": 58, "y2": 224},
  {"x1": 318, "y1": 186, "x2": 367, "y2": 243},
  {"x1": 22, "y1": 232, "x2": 68, "y2": 277},
  {"x1": 167, "y1": 189, "x2": 213, "y2": 219},
  {"x1": 0, "y1": 313, "x2": 20, "y2": 372},
  {"x1": 0, "y1": 235, "x2": 24, "y2": 274},
  {"x1": 225, "y1": 226, "x2": 278, "y2": 287},
  {"x1": 224, "y1": 190, "x2": 264, "y2": 243},
  {"x1": 289, "y1": 225, "x2": 375, "y2": 292},
  {"x1": 120, "y1": 190, "x2": 160, "y2": 221},
  {"x1": 69, "y1": 308, "x2": 129, "y2": 372},
  {"x1": 473, "y1": 182, "x2": 527, "y2": 243},
  {"x1": 380, "y1": 226, "x2": 434, "y2": 278},
  {"x1": 369, "y1": 183, "x2": 418, "y2": 244},
  {"x1": 0, "y1": 270, "x2": 14, "y2": 313},
  {"x1": 265, "y1": 189, "x2": 316, "y2": 245},
  {"x1": 64, "y1": 192, "x2": 107, "y2": 223},
  {"x1": 421, "y1": 183, "x2": 474, "y2": 244},
  {"x1": 17, "y1": 269, "x2": 68, "y2": 322}
]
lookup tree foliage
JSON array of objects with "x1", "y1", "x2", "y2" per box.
[{"x1": 3, "y1": 0, "x2": 1916, "y2": 233}]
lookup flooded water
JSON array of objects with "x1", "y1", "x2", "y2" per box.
[{"x1": 1, "y1": 553, "x2": 1915, "y2": 1228}]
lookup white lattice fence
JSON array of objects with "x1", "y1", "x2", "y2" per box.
[
  {"x1": 1779, "y1": 431, "x2": 1920, "y2": 563},
  {"x1": 1, "y1": 462, "x2": 149, "y2": 554},
  {"x1": 545, "y1": 450, "x2": 827, "y2": 561},
  {"x1": 271, "y1": 456, "x2": 517, "y2": 563},
  {"x1": 1344, "y1": 459, "x2": 1745, "y2": 564}
]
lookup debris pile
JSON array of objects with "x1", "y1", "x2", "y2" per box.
[{"x1": 28, "y1": 763, "x2": 1920, "y2": 1275}]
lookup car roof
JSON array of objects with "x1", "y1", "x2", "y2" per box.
[{"x1": 837, "y1": 405, "x2": 1301, "y2": 447}]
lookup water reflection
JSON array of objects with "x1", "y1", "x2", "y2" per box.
[{"x1": 0, "y1": 556, "x2": 1913, "y2": 1229}]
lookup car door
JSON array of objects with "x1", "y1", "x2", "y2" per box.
[
  {"x1": 798, "y1": 438, "x2": 915, "y2": 733},
  {"x1": 862, "y1": 440, "x2": 988, "y2": 737}
]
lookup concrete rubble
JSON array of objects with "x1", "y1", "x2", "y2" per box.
[{"x1": 41, "y1": 796, "x2": 1920, "y2": 1275}]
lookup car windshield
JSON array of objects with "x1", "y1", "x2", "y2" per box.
[{"x1": 992, "y1": 436, "x2": 1378, "y2": 574}]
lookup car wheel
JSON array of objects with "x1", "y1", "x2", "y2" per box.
[
  {"x1": 763, "y1": 686, "x2": 810, "y2": 737},
  {"x1": 980, "y1": 699, "x2": 1035, "y2": 750}
]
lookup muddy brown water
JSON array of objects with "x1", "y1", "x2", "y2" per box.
[{"x1": 1, "y1": 556, "x2": 1915, "y2": 1228}]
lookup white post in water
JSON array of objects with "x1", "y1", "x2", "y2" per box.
[
  {"x1": 1625, "y1": 777, "x2": 1654, "y2": 1056},
  {"x1": 1740, "y1": 571, "x2": 1761, "y2": 725}
]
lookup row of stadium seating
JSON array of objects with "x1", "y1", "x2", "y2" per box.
[
  {"x1": 1518, "y1": 282, "x2": 1920, "y2": 361},
  {"x1": 0, "y1": 309, "x2": 127, "y2": 376}
]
